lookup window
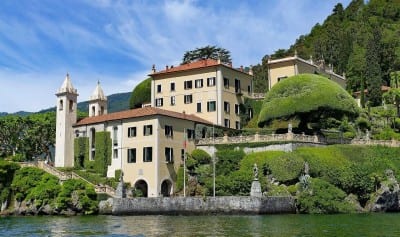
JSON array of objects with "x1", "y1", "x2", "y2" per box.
[
  {"x1": 197, "y1": 102, "x2": 201, "y2": 113},
  {"x1": 224, "y1": 119, "x2": 230, "y2": 128},
  {"x1": 224, "y1": 101, "x2": 230, "y2": 113},
  {"x1": 170, "y1": 82, "x2": 175, "y2": 91},
  {"x1": 236, "y1": 121, "x2": 241, "y2": 130},
  {"x1": 181, "y1": 149, "x2": 185, "y2": 161},
  {"x1": 113, "y1": 149, "x2": 118, "y2": 159},
  {"x1": 224, "y1": 77, "x2": 229, "y2": 88},
  {"x1": 91, "y1": 150, "x2": 95, "y2": 161},
  {"x1": 165, "y1": 147, "x2": 174, "y2": 163},
  {"x1": 69, "y1": 100, "x2": 74, "y2": 111},
  {"x1": 248, "y1": 85, "x2": 251, "y2": 94},
  {"x1": 207, "y1": 101, "x2": 216, "y2": 112},
  {"x1": 157, "y1": 84, "x2": 162, "y2": 93},
  {"x1": 128, "y1": 127, "x2": 136, "y2": 137},
  {"x1": 113, "y1": 127, "x2": 118, "y2": 146},
  {"x1": 143, "y1": 147, "x2": 153, "y2": 162},
  {"x1": 90, "y1": 128, "x2": 96, "y2": 149},
  {"x1": 155, "y1": 98, "x2": 163, "y2": 107},
  {"x1": 235, "y1": 79, "x2": 241, "y2": 93},
  {"x1": 207, "y1": 77, "x2": 216, "y2": 87},
  {"x1": 100, "y1": 106, "x2": 104, "y2": 115},
  {"x1": 195, "y1": 79, "x2": 203, "y2": 88},
  {"x1": 170, "y1": 96, "x2": 176, "y2": 105},
  {"x1": 278, "y1": 76, "x2": 288, "y2": 82},
  {"x1": 184, "y1": 94, "x2": 193, "y2": 104},
  {"x1": 235, "y1": 104, "x2": 240, "y2": 115},
  {"x1": 165, "y1": 125, "x2": 173, "y2": 137},
  {"x1": 184, "y1": 80, "x2": 192, "y2": 90},
  {"x1": 248, "y1": 108, "x2": 253, "y2": 119},
  {"x1": 59, "y1": 99, "x2": 63, "y2": 111},
  {"x1": 144, "y1": 125, "x2": 153, "y2": 136},
  {"x1": 127, "y1": 148, "x2": 136, "y2": 163},
  {"x1": 91, "y1": 106, "x2": 95, "y2": 116},
  {"x1": 187, "y1": 129, "x2": 195, "y2": 140}
]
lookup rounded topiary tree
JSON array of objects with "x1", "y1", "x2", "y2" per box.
[
  {"x1": 129, "y1": 78, "x2": 152, "y2": 109},
  {"x1": 258, "y1": 74, "x2": 360, "y2": 130}
]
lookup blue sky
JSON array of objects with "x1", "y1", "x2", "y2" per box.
[{"x1": 0, "y1": 0, "x2": 351, "y2": 113}]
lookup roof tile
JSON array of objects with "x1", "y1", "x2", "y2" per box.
[{"x1": 74, "y1": 107, "x2": 212, "y2": 126}]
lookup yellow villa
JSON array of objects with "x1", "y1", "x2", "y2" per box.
[
  {"x1": 149, "y1": 59, "x2": 253, "y2": 129},
  {"x1": 267, "y1": 52, "x2": 346, "y2": 90}
]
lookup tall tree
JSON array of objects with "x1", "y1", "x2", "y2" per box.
[
  {"x1": 182, "y1": 45, "x2": 231, "y2": 64},
  {"x1": 365, "y1": 28, "x2": 383, "y2": 106}
]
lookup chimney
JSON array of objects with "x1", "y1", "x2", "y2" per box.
[
  {"x1": 249, "y1": 65, "x2": 253, "y2": 76},
  {"x1": 217, "y1": 57, "x2": 221, "y2": 64},
  {"x1": 171, "y1": 65, "x2": 174, "y2": 68},
  {"x1": 240, "y1": 65, "x2": 243, "y2": 72},
  {"x1": 152, "y1": 64, "x2": 156, "y2": 73},
  {"x1": 309, "y1": 55, "x2": 313, "y2": 64},
  {"x1": 166, "y1": 65, "x2": 169, "y2": 71}
]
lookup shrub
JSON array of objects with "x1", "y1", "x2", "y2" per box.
[
  {"x1": 297, "y1": 178, "x2": 355, "y2": 214},
  {"x1": 258, "y1": 74, "x2": 360, "y2": 128},
  {"x1": 129, "y1": 78, "x2": 151, "y2": 109},
  {"x1": 215, "y1": 149, "x2": 245, "y2": 176},
  {"x1": 191, "y1": 149, "x2": 211, "y2": 165}
]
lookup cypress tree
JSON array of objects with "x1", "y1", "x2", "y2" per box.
[{"x1": 365, "y1": 29, "x2": 382, "y2": 106}]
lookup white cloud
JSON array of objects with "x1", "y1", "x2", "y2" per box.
[{"x1": 0, "y1": 0, "x2": 352, "y2": 113}]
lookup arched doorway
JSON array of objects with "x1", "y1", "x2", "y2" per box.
[
  {"x1": 160, "y1": 179, "x2": 172, "y2": 197},
  {"x1": 134, "y1": 180, "x2": 148, "y2": 197}
]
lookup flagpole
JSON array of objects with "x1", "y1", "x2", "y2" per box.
[{"x1": 213, "y1": 124, "x2": 215, "y2": 197}]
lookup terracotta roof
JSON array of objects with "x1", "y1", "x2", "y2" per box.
[
  {"x1": 74, "y1": 107, "x2": 212, "y2": 126},
  {"x1": 149, "y1": 59, "x2": 251, "y2": 77}
]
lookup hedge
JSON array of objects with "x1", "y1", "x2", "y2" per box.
[{"x1": 258, "y1": 74, "x2": 360, "y2": 127}]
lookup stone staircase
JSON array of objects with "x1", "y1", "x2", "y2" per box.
[{"x1": 19, "y1": 161, "x2": 115, "y2": 197}]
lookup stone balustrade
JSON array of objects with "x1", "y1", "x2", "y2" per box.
[
  {"x1": 351, "y1": 138, "x2": 400, "y2": 147},
  {"x1": 196, "y1": 132, "x2": 322, "y2": 145}
]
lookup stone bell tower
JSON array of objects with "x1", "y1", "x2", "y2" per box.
[
  {"x1": 88, "y1": 81, "x2": 107, "y2": 117},
  {"x1": 55, "y1": 74, "x2": 78, "y2": 167}
]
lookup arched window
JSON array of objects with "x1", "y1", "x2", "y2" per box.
[
  {"x1": 100, "y1": 106, "x2": 104, "y2": 115},
  {"x1": 59, "y1": 99, "x2": 64, "y2": 111},
  {"x1": 90, "y1": 128, "x2": 96, "y2": 160},
  {"x1": 69, "y1": 100, "x2": 74, "y2": 111},
  {"x1": 92, "y1": 106, "x2": 96, "y2": 116}
]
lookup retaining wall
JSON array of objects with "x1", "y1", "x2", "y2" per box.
[{"x1": 101, "y1": 196, "x2": 296, "y2": 215}]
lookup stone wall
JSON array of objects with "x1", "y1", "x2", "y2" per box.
[{"x1": 101, "y1": 196, "x2": 296, "y2": 215}]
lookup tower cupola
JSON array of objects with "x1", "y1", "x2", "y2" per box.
[{"x1": 89, "y1": 81, "x2": 108, "y2": 117}]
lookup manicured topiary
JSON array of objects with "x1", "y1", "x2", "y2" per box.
[
  {"x1": 258, "y1": 74, "x2": 360, "y2": 129},
  {"x1": 129, "y1": 78, "x2": 152, "y2": 109}
]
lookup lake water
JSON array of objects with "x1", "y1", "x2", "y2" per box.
[{"x1": 1, "y1": 213, "x2": 399, "y2": 237}]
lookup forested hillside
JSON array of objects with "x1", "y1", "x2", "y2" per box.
[{"x1": 255, "y1": 0, "x2": 400, "y2": 106}]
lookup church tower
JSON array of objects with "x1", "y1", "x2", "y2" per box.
[
  {"x1": 55, "y1": 74, "x2": 78, "y2": 167},
  {"x1": 88, "y1": 81, "x2": 107, "y2": 117}
]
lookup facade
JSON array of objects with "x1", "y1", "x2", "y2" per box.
[
  {"x1": 267, "y1": 53, "x2": 346, "y2": 90},
  {"x1": 55, "y1": 75, "x2": 211, "y2": 197},
  {"x1": 149, "y1": 59, "x2": 253, "y2": 130}
]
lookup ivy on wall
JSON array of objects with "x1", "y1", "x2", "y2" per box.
[
  {"x1": 94, "y1": 131, "x2": 112, "y2": 177},
  {"x1": 74, "y1": 137, "x2": 89, "y2": 169}
]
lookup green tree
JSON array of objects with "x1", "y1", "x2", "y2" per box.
[
  {"x1": 365, "y1": 28, "x2": 383, "y2": 106},
  {"x1": 257, "y1": 74, "x2": 360, "y2": 130},
  {"x1": 129, "y1": 78, "x2": 151, "y2": 109},
  {"x1": 182, "y1": 45, "x2": 231, "y2": 64}
]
